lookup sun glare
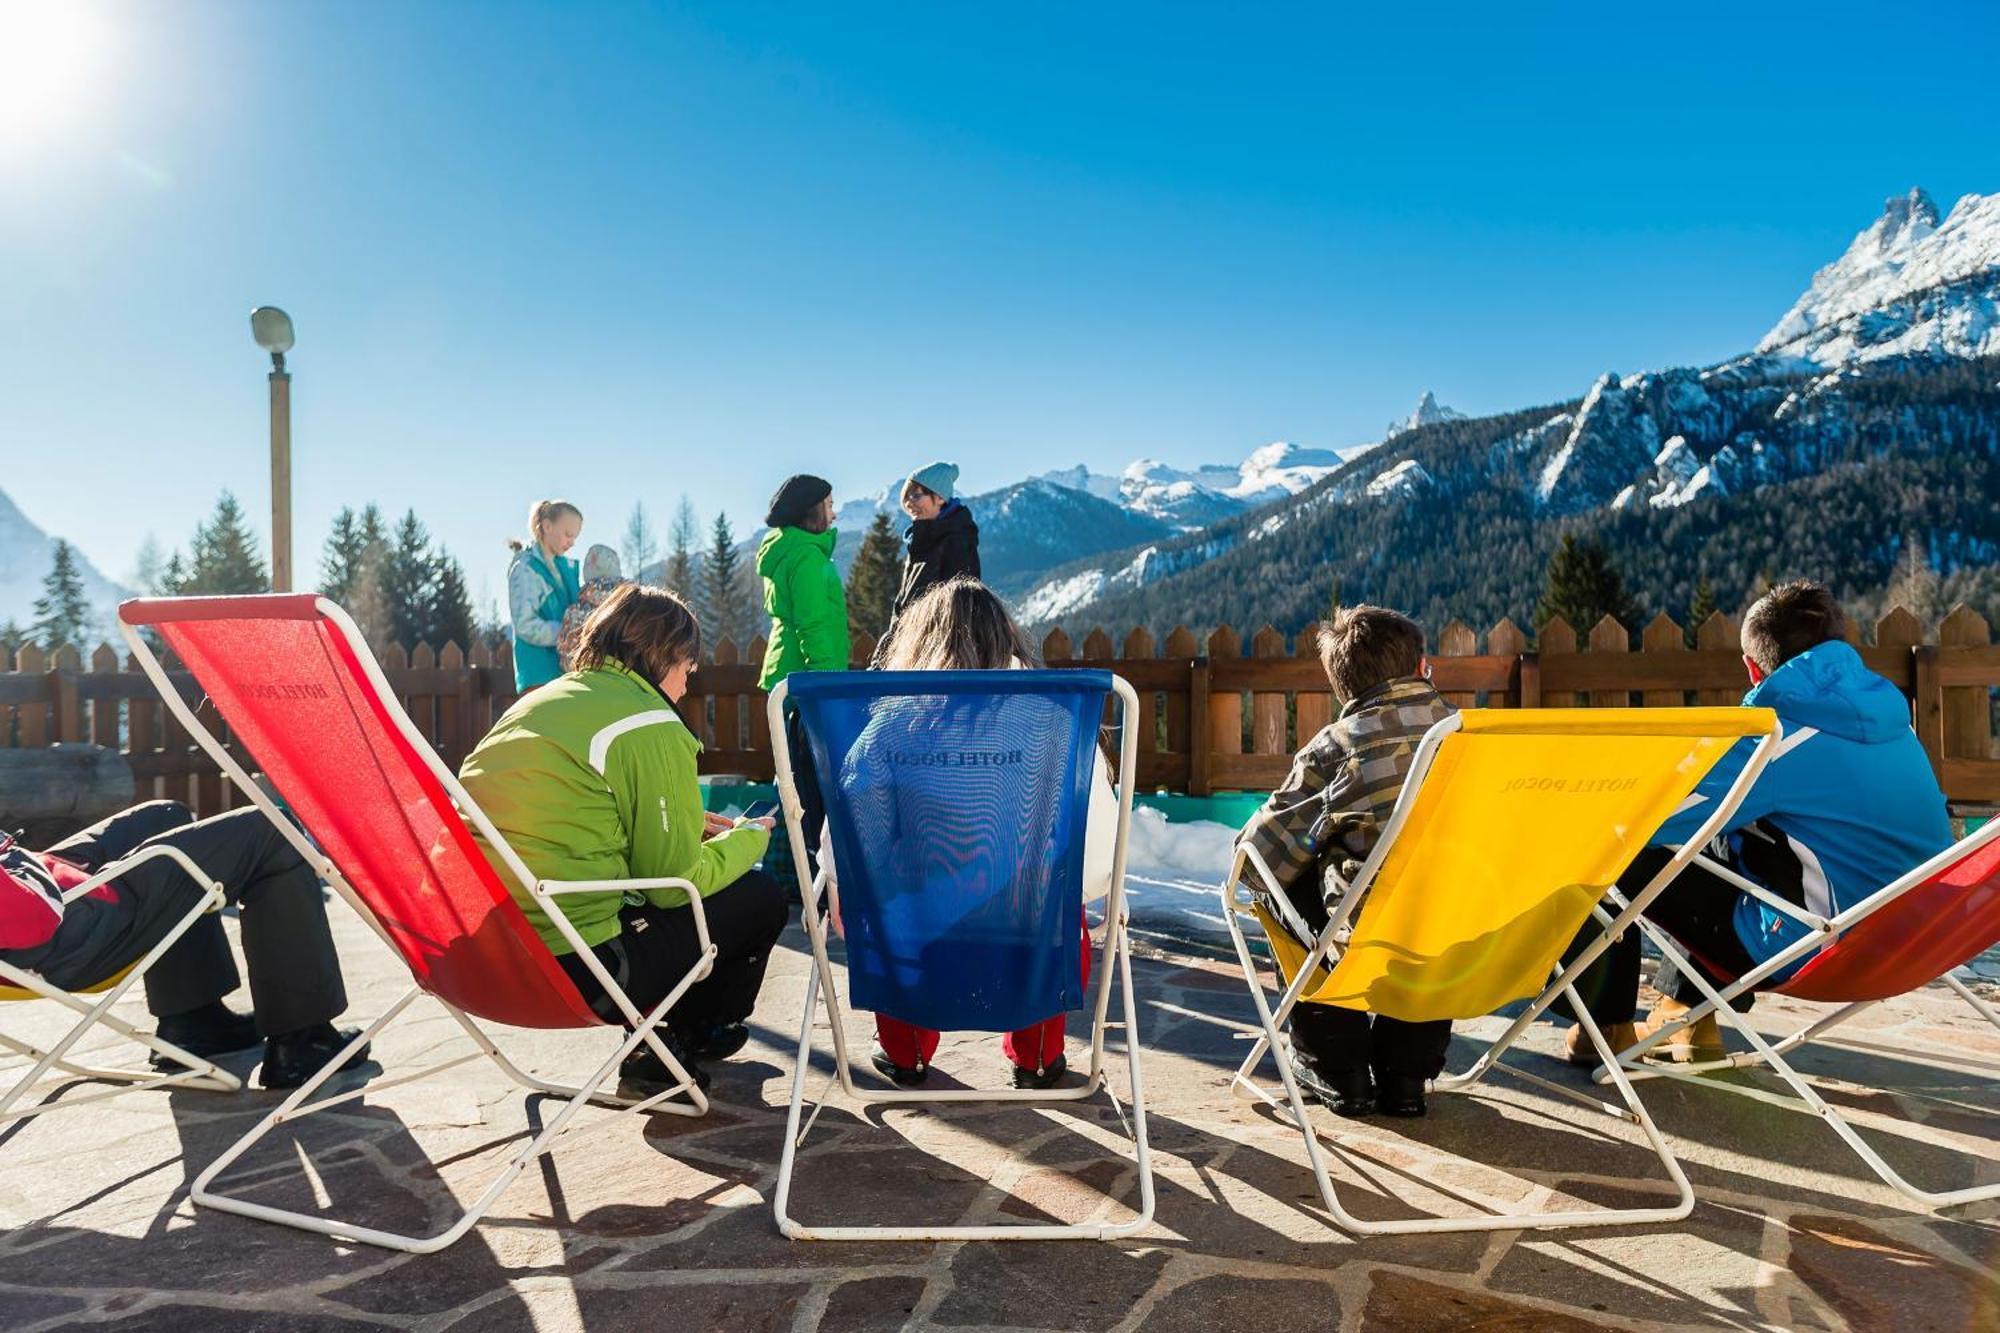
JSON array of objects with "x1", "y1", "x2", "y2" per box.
[{"x1": 0, "y1": 1, "x2": 105, "y2": 145}]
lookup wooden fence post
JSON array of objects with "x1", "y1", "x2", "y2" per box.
[
  {"x1": 89, "y1": 645, "x2": 120, "y2": 748},
  {"x1": 1435, "y1": 618, "x2": 1477, "y2": 710},
  {"x1": 50, "y1": 644, "x2": 83, "y2": 745},
  {"x1": 1123, "y1": 626, "x2": 1159, "y2": 775},
  {"x1": 1487, "y1": 618, "x2": 1528, "y2": 707},
  {"x1": 1295, "y1": 621, "x2": 1332, "y2": 736},
  {"x1": 1938, "y1": 606, "x2": 1992, "y2": 768},
  {"x1": 1042, "y1": 628, "x2": 1073, "y2": 665},
  {"x1": 1164, "y1": 626, "x2": 1197, "y2": 762},
  {"x1": 1696, "y1": 612, "x2": 1742, "y2": 706},
  {"x1": 16, "y1": 644, "x2": 48, "y2": 749},
  {"x1": 1207, "y1": 626, "x2": 1242, "y2": 786},
  {"x1": 1249, "y1": 625, "x2": 1288, "y2": 757},
  {"x1": 1640, "y1": 612, "x2": 1685, "y2": 708},
  {"x1": 126, "y1": 648, "x2": 157, "y2": 803},
  {"x1": 1539, "y1": 617, "x2": 1576, "y2": 708},
  {"x1": 1588, "y1": 615, "x2": 1631, "y2": 708}
]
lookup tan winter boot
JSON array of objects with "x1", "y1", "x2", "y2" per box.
[
  {"x1": 1564, "y1": 1021, "x2": 1638, "y2": 1067},
  {"x1": 1633, "y1": 997, "x2": 1726, "y2": 1064}
]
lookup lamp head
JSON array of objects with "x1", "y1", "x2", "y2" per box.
[{"x1": 250, "y1": 306, "x2": 294, "y2": 368}]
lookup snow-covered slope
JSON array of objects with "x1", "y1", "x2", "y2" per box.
[
  {"x1": 1755, "y1": 188, "x2": 2000, "y2": 366},
  {"x1": 1018, "y1": 186, "x2": 2000, "y2": 629},
  {"x1": 0, "y1": 488, "x2": 128, "y2": 643}
]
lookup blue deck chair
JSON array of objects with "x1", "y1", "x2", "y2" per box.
[{"x1": 768, "y1": 669, "x2": 1154, "y2": 1241}]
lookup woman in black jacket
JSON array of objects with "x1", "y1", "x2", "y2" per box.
[{"x1": 891, "y1": 461, "x2": 981, "y2": 620}]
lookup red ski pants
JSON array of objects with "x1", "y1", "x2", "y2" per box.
[{"x1": 874, "y1": 918, "x2": 1093, "y2": 1073}]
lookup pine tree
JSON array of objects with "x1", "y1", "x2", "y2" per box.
[
  {"x1": 319, "y1": 504, "x2": 390, "y2": 608},
  {"x1": 131, "y1": 534, "x2": 166, "y2": 594},
  {"x1": 621, "y1": 502, "x2": 660, "y2": 584},
  {"x1": 432, "y1": 553, "x2": 475, "y2": 652},
  {"x1": 1536, "y1": 533, "x2": 1634, "y2": 638},
  {"x1": 701, "y1": 512, "x2": 746, "y2": 644},
  {"x1": 382, "y1": 511, "x2": 442, "y2": 651},
  {"x1": 346, "y1": 544, "x2": 395, "y2": 654},
  {"x1": 1684, "y1": 576, "x2": 1718, "y2": 648},
  {"x1": 180, "y1": 492, "x2": 269, "y2": 594},
  {"x1": 845, "y1": 511, "x2": 901, "y2": 638},
  {"x1": 665, "y1": 497, "x2": 700, "y2": 599},
  {"x1": 31, "y1": 541, "x2": 94, "y2": 650},
  {"x1": 0, "y1": 621, "x2": 24, "y2": 655},
  {"x1": 159, "y1": 551, "x2": 189, "y2": 595},
  {"x1": 1886, "y1": 535, "x2": 1943, "y2": 625}
]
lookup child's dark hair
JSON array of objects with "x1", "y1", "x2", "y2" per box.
[
  {"x1": 1316, "y1": 605, "x2": 1426, "y2": 703},
  {"x1": 570, "y1": 584, "x2": 701, "y2": 683},
  {"x1": 1741, "y1": 581, "x2": 1846, "y2": 672}
]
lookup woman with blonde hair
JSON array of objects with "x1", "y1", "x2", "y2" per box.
[
  {"x1": 831, "y1": 576, "x2": 1117, "y2": 1090},
  {"x1": 507, "y1": 499, "x2": 584, "y2": 691}
]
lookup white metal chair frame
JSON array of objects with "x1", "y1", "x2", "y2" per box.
[
  {"x1": 120, "y1": 598, "x2": 721, "y2": 1254},
  {"x1": 766, "y1": 674, "x2": 1155, "y2": 1241},
  {"x1": 1596, "y1": 814, "x2": 2000, "y2": 1211},
  {"x1": 1222, "y1": 711, "x2": 1780, "y2": 1235},
  {"x1": 2, "y1": 842, "x2": 242, "y2": 1124}
]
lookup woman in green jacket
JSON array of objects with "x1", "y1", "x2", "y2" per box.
[
  {"x1": 460, "y1": 584, "x2": 787, "y2": 1095},
  {"x1": 755, "y1": 474, "x2": 850, "y2": 879}
]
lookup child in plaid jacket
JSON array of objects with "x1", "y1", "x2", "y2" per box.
[{"x1": 1234, "y1": 605, "x2": 1454, "y2": 1117}]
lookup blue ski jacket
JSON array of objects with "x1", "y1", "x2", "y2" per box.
[{"x1": 1650, "y1": 639, "x2": 1952, "y2": 978}]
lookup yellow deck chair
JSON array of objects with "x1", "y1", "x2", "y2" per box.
[
  {"x1": 1222, "y1": 706, "x2": 1779, "y2": 1235},
  {"x1": 2, "y1": 842, "x2": 242, "y2": 1125}
]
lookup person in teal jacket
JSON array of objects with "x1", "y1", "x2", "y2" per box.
[
  {"x1": 756, "y1": 474, "x2": 849, "y2": 879},
  {"x1": 507, "y1": 499, "x2": 584, "y2": 692},
  {"x1": 461, "y1": 583, "x2": 787, "y2": 1096}
]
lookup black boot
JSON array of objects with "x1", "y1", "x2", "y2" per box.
[
  {"x1": 1011, "y1": 1054, "x2": 1067, "y2": 1090},
  {"x1": 619, "y1": 1033, "x2": 710, "y2": 1101},
  {"x1": 150, "y1": 1001, "x2": 260, "y2": 1070},
  {"x1": 1292, "y1": 1057, "x2": 1374, "y2": 1117},
  {"x1": 869, "y1": 1046, "x2": 929, "y2": 1087},
  {"x1": 1373, "y1": 1071, "x2": 1428, "y2": 1118},
  {"x1": 259, "y1": 1023, "x2": 371, "y2": 1091},
  {"x1": 676, "y1": 1022, "x2": 751, "y2": 1063}
]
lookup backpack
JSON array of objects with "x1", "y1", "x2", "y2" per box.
[{"x1": 0, "y1": 834, "x2": 66, "y2": 951}]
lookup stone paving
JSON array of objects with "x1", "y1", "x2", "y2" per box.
[{"x1": 2, "y1": 910, "x2": 1997, "y2": 1332}]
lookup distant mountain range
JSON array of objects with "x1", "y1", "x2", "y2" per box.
[
  {"x1": 0, "y1": 489, "x2": 129, "y2": 644},
  {"x1": 1019, "y1": 188, "x2": 2000, "y2": 636}
]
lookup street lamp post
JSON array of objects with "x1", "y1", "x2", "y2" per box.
[{"x1": 250, "y1": 307, "x2": 295, "y2": 593}]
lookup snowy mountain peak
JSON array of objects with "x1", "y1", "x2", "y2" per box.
[
  {"x1": 1388, "y1": 390, "x2": 1466, "y2": 438},
  {"x1": 1756, "y1": 187, "x2": 2000, "y2": 365}
]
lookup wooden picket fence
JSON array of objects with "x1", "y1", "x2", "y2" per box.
[{"x1": 3, "y1": 605, "x2": 1996, "y2": 823}]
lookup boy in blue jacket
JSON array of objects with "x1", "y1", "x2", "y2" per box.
[{"x1": 1568, "y1": 580, "x2": 1952, "y2": 1064}]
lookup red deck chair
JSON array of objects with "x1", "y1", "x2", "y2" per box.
[
  {"x1": 118, "y1": 594, "x2": 717, "y2": 1253},
  {"x1": 1603, "y1": 816, "x2": 2000, "y2": 1210}
]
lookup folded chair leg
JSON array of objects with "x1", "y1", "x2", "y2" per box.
[
  {"x1": 1618, "y1": 934, "x2": 2000, "y2": 1211},
  {"x1": 0, "y1": 959, "x2": 239, "y2": 1122},
  {"x1": 776, "y1": 923, "x2": 1154, "y2": 1242},
  {"x1": 192, "y1": 982, "x2": 717, "y2": 1253},
  {"x1": 1944, "y1": 974, "x2": 2000, "y2": 1033},
  {"x1": 1226, "y1": 896, "x2": 1696, "y2": 1233}
]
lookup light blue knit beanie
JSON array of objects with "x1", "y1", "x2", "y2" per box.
[{"x1": 908, "y1": 461, "x2": 959, "y2": 502}]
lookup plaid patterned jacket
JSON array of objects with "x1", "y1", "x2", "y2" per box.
[{"x1": 1233, "y1": 677, "x2": 1454, "y2": 921}]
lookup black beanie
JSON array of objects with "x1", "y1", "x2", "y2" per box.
[{"x1": 765, "y1": 474, "x2": 833, "y2": 529}]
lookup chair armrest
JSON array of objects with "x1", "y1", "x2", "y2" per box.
[
  {"x1": 60, "y1": 843, "x2": 224, "y2": 908},
  {"x1": 533, "y1": 877, "x2": 712, "y2": 955}
]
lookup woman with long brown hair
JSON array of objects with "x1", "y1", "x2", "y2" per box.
[
  {"x1": 461, "y1": 583, "x2": 788, "y2": 1097},
  {"x1": 830, "y1": 576, "x2": 1118, "y2": 1090}
]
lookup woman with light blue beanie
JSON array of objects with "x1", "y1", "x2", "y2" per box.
[{"x1": 891, "y1": 461, "x2": 981, "y2": 620}]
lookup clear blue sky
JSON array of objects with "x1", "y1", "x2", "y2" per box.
[{"x1": 2, "y1": 0, "x2": 1994, "y2": 613}]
